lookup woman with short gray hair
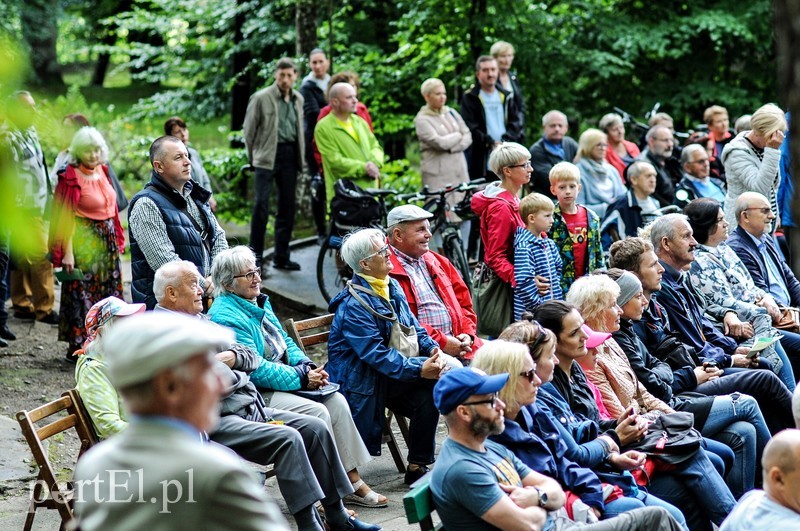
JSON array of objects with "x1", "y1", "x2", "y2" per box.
[
  {"x1": 50, "y1": 126, "x2": 125, "y2": 361},
  {"x1": 208, "y1": 245, "x2": 385, "y2": 508},
  {"x1": 327, "y1": 228, "x2": 453, "y2": 486},
  {"x1": 599, "y1": 112, "x2": 640, "y2": 179}
]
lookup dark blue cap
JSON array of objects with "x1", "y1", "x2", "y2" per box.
[{"x1": 433, "y1": 367, "x2": 510, "y2": 415}]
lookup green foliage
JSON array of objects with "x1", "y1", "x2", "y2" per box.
[
  {"x1": 380, "y1": 158, "x2": 422, "y2": 211},
  {"x1": 198, "y1": 146, "x2": 251, "y2": 223}
]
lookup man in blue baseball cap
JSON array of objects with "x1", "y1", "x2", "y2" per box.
[{"x1": 429, "y1": 367, "x2": 683, "y2": 531}]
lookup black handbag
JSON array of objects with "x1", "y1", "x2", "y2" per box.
[
  {"x1": 652, "y1": 332, "x2": 698, "y2": 371},
  {"x1": 472, "y1": 262, "x2": 513, "y2": 337},
  {"x1": 627, "y1": 411, "x2": 702, "y2": 464}
]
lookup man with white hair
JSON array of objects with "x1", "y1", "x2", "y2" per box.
[
  {"x1": 386, "y1": 204, "x2": 482, "y2": 361},
  {"x1": 73, "y1": 312, "x2": 289, "y2": 530},
  {"x1": 727, "y1": 191, "x2": 800, "y2": 308},
  {"x1": 152, "y1": 260, "x2": 382, "y2": 531},
  {"x1": 673, "y1": 143, "x2": 726, "y2": 208}
]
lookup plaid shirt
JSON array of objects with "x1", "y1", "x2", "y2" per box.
[
  {"x1": 392, "y1": 246, "x2": 452, "y2": 336},
  {"x1": 5, "y1": 126, "x2": 53, "y2": 214},
  {"x1": 128, "y1": 180, "x2": 227, "y2": 278}
]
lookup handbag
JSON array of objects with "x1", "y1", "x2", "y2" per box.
[
  {"x1": 651, "y1": 331, "x2": 699, "y2": 371},
  {"x1": 776, "y1": 306, "x2": 800, "y2": 332},
  {"x1": 347, "y1": 282, "x2": 420, "y2": 358},
  {"x1": 625, "y1": 411, "x2": 702, "y2": 465},
  {"x1": 473, "y1": 262, "x2": 513, "y2": 337}
]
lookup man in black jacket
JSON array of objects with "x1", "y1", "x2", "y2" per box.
[
  {"x1": 460, "y1": 55, "x2": 523, "y2": 180},
  {"x1": 528, "y1": 110, "x2": 579, "y2": 198},
  {"x1": 300, "y1": 49, "x2": 330, "y2": 241}
]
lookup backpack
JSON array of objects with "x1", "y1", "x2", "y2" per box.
[{"x1": 329, "y1": 179, "x2": 382, "y2": 234}]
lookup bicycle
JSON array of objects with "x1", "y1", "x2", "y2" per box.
[
  {"x1": 316, "y1": 178, "x2": 486, "y2": 303},
  {"x1": 316, "y1": 184, "x2": 400, "y2": 303}
]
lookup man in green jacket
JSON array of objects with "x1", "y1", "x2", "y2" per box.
[{"x1": 314, "y1": 82, "x2": 384, "y2": 203}]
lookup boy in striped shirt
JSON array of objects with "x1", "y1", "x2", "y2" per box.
[{"x1": 513, "y1": 193, "x2": 564, "y2": 319}]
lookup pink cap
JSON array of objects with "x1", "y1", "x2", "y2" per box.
[{"x1": 582, "y1": 324, "x2": 611, "y2": 349}]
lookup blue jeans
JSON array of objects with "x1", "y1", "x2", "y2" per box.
[
  {"x1": 700, "y1": 393, "x2": 770, "y2": 498},
  {"x1": 778, "y1": 330, "x2": 800, "y2": 387},
  {"x1": 647, "y1": 448, "x2": 736, "y2": 531},
  {"x1": 772, "y1": 341, "x2": 796, "y2": 391},
  {"x1": 604, "y1": 490, "x2": 688, "y2": 530}
]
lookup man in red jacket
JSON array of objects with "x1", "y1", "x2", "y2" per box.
[{"x1": 387, "y1": 205, "x2": 483, "y2": 361}]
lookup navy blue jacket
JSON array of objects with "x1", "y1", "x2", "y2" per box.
[
  {"x1": 327, "y1": 275, "x2": 438, "y2": 454},
  {"x1": 129, "y1": 171, "x2": 217, "y2": 309},
  {"x1": 654, "y1": 261, "x2": 736, "y2": 366},
  {"x1": 726, "y1": 225, "x2": 800, "y2": 307},
  {"x1": 600, "y1": 190, "x2": 656, "y2": 250},
  {"x1": 491, "y1": 403, "x2": 605, "y2": 510}
]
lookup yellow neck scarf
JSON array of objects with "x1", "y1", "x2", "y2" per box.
[{"x1": 356, "y1": 273, "x2": 390, "y2": 301}]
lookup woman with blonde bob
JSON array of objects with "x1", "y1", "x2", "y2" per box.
[
  {"x1": 721, "y1": 103, "x2": 787, "y2": 227},
  {"x1": 575, "y1": 128, "x2": 625, "y2": 219},
  {"x1": 414, "y1": 78, "x2": 472, "y2": 228},
  {"x1": 473, "y1": 329, "x2": 685, "y2": 524}
]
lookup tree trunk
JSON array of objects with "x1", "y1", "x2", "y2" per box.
[
  {"x1": 230, "y1": 0, "x2": 251, "y2": 144},
  {"x1": 295, "y1": 0, "x2": 317, "y2": 59},
  {"x1": 21, "y1": 0, "x2": 64, "y2": 87},
  {"x1": 774, "y1": 0, "x2": 800, "y2": 271}
]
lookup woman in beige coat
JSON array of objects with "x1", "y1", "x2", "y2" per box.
[{"x1": 414, "y1": 78, "x2": 472, "y2": 213}]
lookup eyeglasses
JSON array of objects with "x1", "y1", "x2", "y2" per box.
[
  {"x1": 234, "y1": 269, "x2": 262, "y2": 281},
  {"x1": 507, "y1": 161, "x2": 532, "y2": 169},
  {"x1": 691, "y1": 158, "x2": 710, "y2": 164},
  {"x1": 362, "y1": 244, "x2": 390, "y2": 261},
  {"x1": 519, "y1": 367, "x2": 538, "y2": 383},
  {"x1": 745, "y1": 207, "x2": 772, "y2": 215},
  {"x1": 593, "y1": 143, "x2": 609, "y2": 149},
  {"x1": 462, "y1": 394, "x2": 497, "y2": 408}
]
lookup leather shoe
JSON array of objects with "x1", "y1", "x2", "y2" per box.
[
  {"x1": 330, "y1": 515, "x2": 382, "y2": 531},
  {"x1": 404, "y1": 464, "x2": 430, "y2": 485},
  {"x1": 273, "y1": 259, "x2": 301, "y2": 271},
  {"x1": 0, "y1": 324, "x2": 16, "y2": 341},
  {"x1": 37, "y1": 311, "x2": 59, "y2": 325},
  {"x1": 14, "y1": 309, "x2": 35, "y2": 320}
]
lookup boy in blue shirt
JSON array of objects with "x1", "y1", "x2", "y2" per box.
[{"x1": 514, "y1": 193, "x2": 563, "y2": 319}]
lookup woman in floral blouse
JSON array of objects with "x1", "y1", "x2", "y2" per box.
[{"x1": 685, "y1": 198, "x2": 798, "y2": 391}]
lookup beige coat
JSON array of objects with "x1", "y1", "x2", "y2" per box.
[
  {"x1": 414, "y1": 105, "x2": 472, "y2": 215},
  {"x1": 585, "y1": 338, "x2": 674, "y2": 419}
]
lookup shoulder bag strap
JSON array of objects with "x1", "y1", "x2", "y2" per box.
[{"x1": 347, "y1": 282, "x2": 398, "y2": 323}]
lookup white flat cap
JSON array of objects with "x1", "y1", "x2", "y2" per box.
[
  {"x1": 386, "y1": 204, "x2": 433, "y2": 228},
  {"x1": 103, "y1": 312, "x2": 235, "y2": 388}
]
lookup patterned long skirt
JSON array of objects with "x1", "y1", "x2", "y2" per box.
[{"x1": 58, "y1": 217, "x2": 123, "y2": 349}]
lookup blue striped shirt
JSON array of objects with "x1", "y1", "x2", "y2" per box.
[{"x1": 513, "y1": 227, "x2": 564, "y2": 320}]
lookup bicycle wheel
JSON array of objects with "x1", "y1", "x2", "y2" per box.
[
  {"x1": 317, "y1": 234, "x2": 351, "y2": 303},
  {"x1": 441, "y1": 226, "x2": 472, "y2": 288}
]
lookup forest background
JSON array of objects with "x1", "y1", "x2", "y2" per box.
[{"x1": 0, "y1": 0, "x2": 790, "y2": 229}]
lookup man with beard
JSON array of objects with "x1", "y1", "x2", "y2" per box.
[{"x1": 429, "y1": 367, "x2": 681, "y2": 531}]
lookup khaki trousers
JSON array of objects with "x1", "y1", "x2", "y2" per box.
[{"x1": 10, "y1": 216, "x2": 54, "y2": 318}]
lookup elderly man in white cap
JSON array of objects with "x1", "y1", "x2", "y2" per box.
[
  {"x1": 73, "y1": 312, "x2": 290, "y2": 531},
  {"x1": 386, "y1": 204, "x2": 482, "y2": 361}
]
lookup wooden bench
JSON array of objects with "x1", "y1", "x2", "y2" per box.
[
  {"x1": 283, "y1": 313, "x2": 410, "y2": 473},
  {"x1": 16, "y1": 389, "x2": 99, "y2": 531},
  {"x1": 403, "y1": 474, "x2": 443, "y2": 530}
]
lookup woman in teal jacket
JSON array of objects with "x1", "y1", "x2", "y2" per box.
[{"x1": 208, "y1": 245, "x2": 386, "y2": 508}]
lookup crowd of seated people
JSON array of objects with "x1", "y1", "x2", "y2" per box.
[{"x1": 13, "y1": 36, "x2": 800, "y2": 530}]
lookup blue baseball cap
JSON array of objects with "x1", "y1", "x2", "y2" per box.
[{"x1": 434, "y1": 367, "x2": 510, "y2": 415}]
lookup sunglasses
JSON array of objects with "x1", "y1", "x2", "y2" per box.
[
  {"x1": 519, "y1": 367, "x2": 538, "y2": 384},
  {"x1": 462, "y1": 394, "x2": 497, "y2": 408},
  {"x1": 526, "y1": 321, "x2": 549, "y2": 356}
]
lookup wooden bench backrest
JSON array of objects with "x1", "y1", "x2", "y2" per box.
[
  {"x1": 283, "y1": 314, "x2": 334, "y2": 355},
  {"x1": 403, "y1": 475, "x2": 442, "y2": 530}
]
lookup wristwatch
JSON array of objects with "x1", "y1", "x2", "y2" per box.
[{"x1": 533, "y1": 486, "x2": 548, "y2": 508}]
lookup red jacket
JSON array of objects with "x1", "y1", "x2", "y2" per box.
[
  {"x1": 605, "y1": 140, "x2": 640, "y2": 181},
  {"x1": 471, "y1": 183, "x2": 523, "y2": 286},
  {"x1": 49, "y1": 164, "x2": 125, "y2": 267},
  {"x1": 388, "y1": 249, "x2": 483, "y2": 358}
]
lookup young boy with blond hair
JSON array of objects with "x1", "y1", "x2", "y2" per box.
[
  {"x1": 547, "y1": 161, "x2": 605, "y2": 294},
  {"x1": 513, "y1": 193, "x2": 563, "y2": 319}
]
